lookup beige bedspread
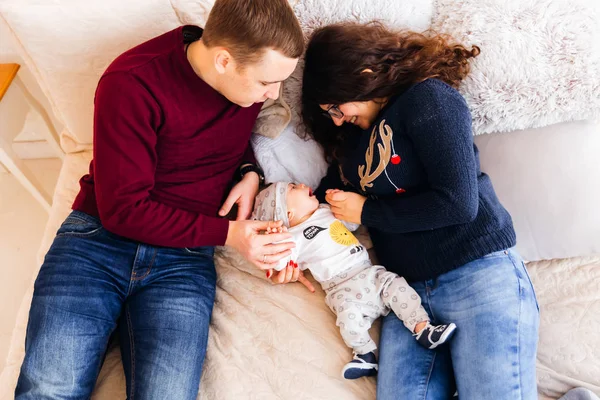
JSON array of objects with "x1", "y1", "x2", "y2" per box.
[{"x1": 1, "y1": 151, "x2": 598, "y2": 399}]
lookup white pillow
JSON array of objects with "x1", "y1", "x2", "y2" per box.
[
  {"x1": 474, "y1": 120, "x2": 600, "y2": 261},
  {"x1": 432, "y1": 0, "x2": 600, "y2": 135},
  {"x1": 168, "y1": 0, "x2": 214, "y2": 27},
  {"x1": 251, "y1": 114, "x2": 328, "y2": 190},
  {"x1": 0, "y1": 0, "x2": 184, "y2": 149}
]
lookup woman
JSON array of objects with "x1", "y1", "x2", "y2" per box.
[{"x1": 302, "y1": 22, "x2": 539, "y2": 399}]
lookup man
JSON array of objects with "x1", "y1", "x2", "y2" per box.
[{"x1": 16, "y1": 1, "x2": 310, "y2": 398}]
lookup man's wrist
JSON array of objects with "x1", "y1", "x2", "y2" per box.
[
  {"x1": 238, "y1": 163, "x2": 265, "y2": 185},
  {"x1": 242, "y1": 171, "x2": 260, "y2": 184}
]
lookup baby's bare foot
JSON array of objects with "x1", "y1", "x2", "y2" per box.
[{"x1": 414, "y1": 321, "x2": 427, "y2": 334}]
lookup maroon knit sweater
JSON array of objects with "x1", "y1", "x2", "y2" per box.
[{"x1": 72, "y1": 26, "x2": 262, "y2": 247}]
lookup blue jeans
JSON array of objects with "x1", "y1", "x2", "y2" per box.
[
  {"x1": 377, "y1": 248, "x2": 539, "y2": 400},
  {"x1": 15, "y1": 211, "x2": 217, "y2": 400}
]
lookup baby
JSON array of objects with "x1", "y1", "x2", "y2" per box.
[{"x1": 252, "y1": 182, "x2": 457, "y2": 380}]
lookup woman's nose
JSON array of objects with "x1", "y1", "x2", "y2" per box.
[{"x1": 332, "y1": 116, "x2": 344, "y2": 126}]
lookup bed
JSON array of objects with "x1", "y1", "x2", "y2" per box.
[{"x1": 1, "y1": 0, "x2": 599, "y2": 398}]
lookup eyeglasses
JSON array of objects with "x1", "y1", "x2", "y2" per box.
[{"x1": 322, "y1": 105, "x2": 344, "y2": 120}]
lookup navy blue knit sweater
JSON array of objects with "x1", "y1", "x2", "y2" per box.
[{"x1": 315, "y1": 79, "x2": 516, "y2": 282}]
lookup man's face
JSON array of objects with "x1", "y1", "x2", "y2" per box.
[{"x1": 218, "y1": 49, "x2": 299, "y2": 107}]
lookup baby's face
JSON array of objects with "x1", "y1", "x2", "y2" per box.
[{"x1": 286, "y1": 183, "x2": 320, "y2": 225}]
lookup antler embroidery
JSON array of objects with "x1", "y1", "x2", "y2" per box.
[{"x1": 358, "y1": 119, "x2": 392, "y2": 192}]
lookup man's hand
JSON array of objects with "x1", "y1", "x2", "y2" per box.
[
  {"x1": 219, "y1": 171, "x2": 260, "y2": 221},
  {"x1": 325, "y1": 190, "x2": 367, "y2": 225},
  {"x1": 225, "y1": 219, "x2": 295, "y2": 270}
]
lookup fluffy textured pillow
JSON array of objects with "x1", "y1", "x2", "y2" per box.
[
  {"x1": 432, "y1": 0, "x2": 600, "y2": 135},
  {"x1": 293, "y1": 0, "x2": 433, "y2": 35}
]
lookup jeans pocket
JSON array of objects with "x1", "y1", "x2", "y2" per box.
[
  {"x1": 519, "y1": 261, "x2": 540, "y2": 312},
  {"x1": 183, "y1": 246, "x2": 215, "y2": 257},
  {"x1": 509, "y1": 251, "x2": 540, "y2": 312},
  {"x1": 56, "y1": 212, "x2": 104, "y2": 238}
]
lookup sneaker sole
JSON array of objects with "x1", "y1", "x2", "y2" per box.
[
  {"x1": 341, "y1": 362, "x2": 378, "y2": 380},
  {"x1": 429, "y1": 323, "x2": 457, "y2": 350}
]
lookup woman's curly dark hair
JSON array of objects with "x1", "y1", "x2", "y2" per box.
[{"x1": 301, "y1": 21, "x2": 480, "y2": 162}]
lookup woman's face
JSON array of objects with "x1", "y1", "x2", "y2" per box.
[{"x1": 319, "y1": 100, "x2": 384, "y2": 130}]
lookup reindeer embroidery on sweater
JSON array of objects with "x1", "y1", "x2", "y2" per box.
[
  {"x1": 359, "y1": 120, "x2": 392, "y2": 192},
  {"x1": 357, "y1": 119, "x2": 406, "y2": 195}
]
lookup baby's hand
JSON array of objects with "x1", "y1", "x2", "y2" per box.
[
  {"x1": 326, "y1": 189, "x2": 343, "y2": 195},
  {"x1": 265, "y1": 225, "x2": 287, "y2": 234}
]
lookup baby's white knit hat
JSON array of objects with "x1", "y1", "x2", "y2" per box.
[{"x1": 252, "y1": 182, "x2": 291, "y2": 227}]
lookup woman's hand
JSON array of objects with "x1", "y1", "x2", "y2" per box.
[
  {"x1": 268, "y1": 261, "x2": 316, "y2": 293},
  {"x1": 325, "y1": 190, "x2": 367, "y2": 225},
  {"x1": 264, "y1": 226, "x2": 315, "y2": 293},
  {"x1": 219, "y1": 171, "x2": 260, "y2": 221}
]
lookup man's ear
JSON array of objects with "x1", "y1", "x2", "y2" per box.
[{"x1": 214, "y1": 48, "x2": 231, "y2": 74}]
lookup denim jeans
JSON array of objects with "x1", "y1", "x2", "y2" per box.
[
  {"x1": 377, "y1": 248, "x2": 539, "y2": 400},
  {"x1": 15, "y1": 211, "x2": 217, "y2": 400}
]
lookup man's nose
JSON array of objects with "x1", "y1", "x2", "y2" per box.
[{"x1": 266, "y1": 83, "x2": 281, "y2": 100}]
